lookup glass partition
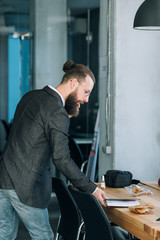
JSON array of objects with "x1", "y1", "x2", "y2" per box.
[{"x1": 67, "y1": 1, "x2": 100, "y2": 159}]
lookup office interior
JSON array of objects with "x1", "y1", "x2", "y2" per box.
[
  {"x1": 0, "y1": 0, "x2": 160, "y2": 239},
  {"x1": 0, "y1": 0, "x2": 160, "y2": 199}
]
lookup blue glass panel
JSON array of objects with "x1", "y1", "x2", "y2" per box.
[
  {"x1": 21, "y1": 39, "x2": 30, "y2": 96},
  {"x1": 8, "y1": 37, "x2": 21, "y2": 122}
]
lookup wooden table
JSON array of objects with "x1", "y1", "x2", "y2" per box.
[
  {"x1": 100, "y1": 182, "x2": 160, "y2": 240},
  {"x1": 141, "y1": 182, "x2": 160, "y2": 192}
]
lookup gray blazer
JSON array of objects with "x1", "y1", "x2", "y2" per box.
[{"x1": 0, "y1": 86, "x2": 96, "y2": 208}]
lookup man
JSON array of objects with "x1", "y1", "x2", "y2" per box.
[{"x1": 0, "y1": 60, "x2": 107, "y2": 239}]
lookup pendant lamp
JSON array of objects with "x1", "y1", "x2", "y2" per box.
[{"x1": 133, "y1": 0, "x2": 160, "y2": 30}]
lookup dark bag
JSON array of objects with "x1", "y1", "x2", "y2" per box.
[{"x1": 105, "y1": 170, "x2": 133, "y2": 188}]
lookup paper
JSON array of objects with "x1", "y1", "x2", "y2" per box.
[
  {"x1": 104, "y1": 199, "x2": 140, "y2": 207},
  {"x1": 125, "y1": 184, "x2": 152, "y2": 196}
]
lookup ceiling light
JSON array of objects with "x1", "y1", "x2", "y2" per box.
[{"x1": 133, "y1": 0, "x2": 160, "y2": 31}]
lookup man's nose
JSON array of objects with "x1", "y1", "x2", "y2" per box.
[{"x1": 83, "y1": 96, "x2": 89, "y2": 102}]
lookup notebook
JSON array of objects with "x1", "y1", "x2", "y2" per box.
[{"x1": 104, "y1": 199, "x2": 140, "y2": 207}]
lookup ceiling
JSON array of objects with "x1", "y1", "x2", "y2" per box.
[{"x1": 0, "y1": 0, "x2": 99, "y2": 34}]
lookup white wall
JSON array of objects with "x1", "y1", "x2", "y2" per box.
[
  {"x1": 31, "y1": 0, "x2": 67, "y2": 89},
  {"x1": 113, "y1": 0, "x2": 160, "y2": 181},
  {"x1": 99, "y1": 0, "x2": 160, "y2": 181}
]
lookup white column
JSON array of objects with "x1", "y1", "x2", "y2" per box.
[
  {"x1": 30, "y1": 0, "x2": 67, "y2": 89},
  {"x1": 99, "y1": 0, "x2": 113, "y2": 180}
]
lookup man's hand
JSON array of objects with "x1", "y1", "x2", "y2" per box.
[{"x1": 93, "y1": 187, "x2": 107, "y2": 207}]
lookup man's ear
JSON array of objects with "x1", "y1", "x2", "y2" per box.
[{"x1": 69, "y1": 78, "x2": 79, "y2": 89}]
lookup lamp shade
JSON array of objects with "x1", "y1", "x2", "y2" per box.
[{"x1": 133, "y1": 0, "x2": 160, "y2": 30}]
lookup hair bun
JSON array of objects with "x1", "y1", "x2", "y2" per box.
[{"x1": 63, "y1": 60, "x2": 76, "y2": 73}]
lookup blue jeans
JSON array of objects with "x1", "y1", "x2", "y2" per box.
[{"x1": 0, "y1": 189, "x2": 54, "y2": 240}]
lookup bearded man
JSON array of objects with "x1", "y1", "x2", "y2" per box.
[{"x1": 0, "y1": 60, "x2": 107, "y2": 240}]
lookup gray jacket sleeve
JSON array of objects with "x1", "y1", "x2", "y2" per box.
[{"x1": 46, "y1": 108, "x2": 97, "y2": 193}]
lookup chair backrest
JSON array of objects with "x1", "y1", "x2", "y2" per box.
[
  {"x1": 69, "y1": 186, "x2": 114, "y2": 240},
  {"x1": 52, "y1": 177, "x2": 82, "y2": 240},
  {"x1": 68, "y1": 136, "x2": 84, "y2": 169},
  {"x1": 1, "y1": 119, "x2": 12, "y2": 140}
]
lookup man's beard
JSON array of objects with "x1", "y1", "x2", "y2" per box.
[{"x1": 65, "y1": 91, "x2": 80, "y2": 117}]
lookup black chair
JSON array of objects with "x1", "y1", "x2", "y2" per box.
[
  {"x1": 69, "y1": 187, "x2": 129, "y2": 240},
  {"x1": 68, "y1": 136, "x2": 84, "y2": 169},
  {"x1": 52, "y1": 177, "x2": 84, "y2": 240},
  {"x1": 1, "y1": 119, "x2": 12, "y2": 140}
]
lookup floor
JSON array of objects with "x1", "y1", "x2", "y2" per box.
[{"x1": 16, "y1": 193, "x2": 60, "y2": 240}]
